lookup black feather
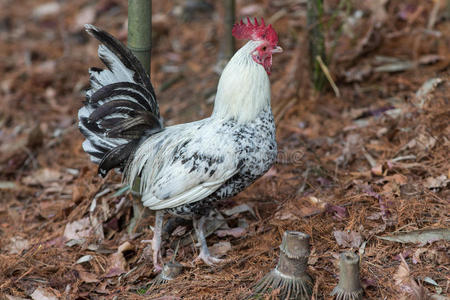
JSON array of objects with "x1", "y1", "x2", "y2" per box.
[
  {"x1": 89, "y1": 100, "x2": 144, "y2": 122},
  {"x1": 98, "y1": 140, "x2": 140, "y2": 176},
  {"x1": 107, "y1": 112, "x2": 162, "y2": 138},
  {"x1": 99, "y1": 117, "x2": 127, "y2": 129},
  {"x1": 79, "y1": 25, "x2": 165, "y2": 177},
  {"x1": 84, "y1": 24, "x2": 157, "y2": 103},
  {"x1": 89, "y1": 83, "x2": 155, "y2": 113}
]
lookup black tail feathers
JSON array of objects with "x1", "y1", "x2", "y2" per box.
[{"x1": 78, "y1": 25, "x2": 163, "y2": 176}]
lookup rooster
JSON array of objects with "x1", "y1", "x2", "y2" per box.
[{"x1": 78, "y1": 18, "x2": 282, "y2": 271}]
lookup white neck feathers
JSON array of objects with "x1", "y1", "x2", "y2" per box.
[{"x1": 212, "y1": 41, "x2": 271, "y2": 123}]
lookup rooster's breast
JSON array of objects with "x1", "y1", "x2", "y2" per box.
[{"x1": 167, "y1": 108, "x2": 276, "y2": 217}]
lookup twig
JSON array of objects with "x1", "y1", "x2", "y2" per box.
[
  {"x1": 427, "y1": 0, "x2": 441, "y2": 30},
  {"x1": 390, "y1": 155, "x2": 416, "y2": 163},
  {"x1": 316, "y1": 55, "x2": 340, "y2": 97}
]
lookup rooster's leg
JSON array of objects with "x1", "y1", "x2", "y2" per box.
[
  {"x1": 151, "y1": 210, "x2": 164, "y2": 272},
  {"x1": 193, "y1": 216, "x2": 223, "y2": 265}
]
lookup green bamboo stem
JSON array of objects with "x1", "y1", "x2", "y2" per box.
[
  {"x1": 127, "y1": 0, "x2": 151, "y2": 198},
  {"x1": 223, "y1": 0, "x2": 235, "y2": 60},
  {"x1": 128, "y1": 0, "x2": 152, "y2": 74},
  {"x1": 307, "y1": 0, "x2": 327, "y2": 92}
]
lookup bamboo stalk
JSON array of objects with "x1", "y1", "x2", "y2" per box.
[
  {"x1": 128, "y1": 0, "x2": 152, "y2": 74},
  {"x1": 223, "y1": 0, "x2": 235, "y2": 60},
  {"x1": 127, "y1": 1, "x2": 152, "y2": 227},
  {"x1": 307, "y1": 0, "x2": 327, "y2": 92}
]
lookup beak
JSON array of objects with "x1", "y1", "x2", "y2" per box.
[{"x1": 271, "y1": 46, "x2": 283, "y2": 54}]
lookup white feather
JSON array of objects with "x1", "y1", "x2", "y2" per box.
[
  {"x1": 87, "y1": 45, "x2": 137, "y2": 97},
  {"x1": 126, "y1": 120, "x2": 241, "y2": 210},
  {"x1": 82, "y1": 140, "x2": 101, "y2": 163},
  {"x1": 98, "y1": 44, "x2": 134, "y2": 82},
  {"x1": 142, "y1": 171, "x2": 236, "y2": 210},
  {"x1": 212, "y1": 40, "x2": 270, "y2": 123}
]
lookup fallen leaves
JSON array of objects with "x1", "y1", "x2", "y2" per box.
[
  {"x1": 208, "y1": 241, "x2": 231, "y2": 258},
  {"x1": 78, "y1": 270, "x2": 100, "y2": 283},
  {"x1": 104, "y1": 241, "x2": 134, "y2": 278},
  {"x1": 394, "y1": 256, "x2": 430, "y2": 300},
  {"x1": 72, "y1": 5, "x2": 96, "y2": 31},
  {"x1": 274, "y1": 196, "x2": 349, "y2": 221},
  {"x1": 216, "y1": 227, "x2": 246, "y2": 238},
  {"x1": 423, "y1": 175, "x2": 449, "y2": 190},
  {"x1": 30, "y1": 287, "x2": 59, "y2": 300},
  {"x1": 333, "y1": 230, "x2": 363, "y2": 249},
  {"x1": 362, "y1": 0, "x2": 389, "y2": 26},
  {"x1": 22, "y1": 168, "x2": 62, "y2": 186},
  {"x1": 63, "y1": 217, "x2": 94, "y2": 244},
  {"x1": 377, "y1": 228, "x2": 450, "y2": 244},
  {"x1": 3, "y1": 237, "x2": 30, "y2": 254},
  {"x1": 32, "y1": 2, "x2": 61, "y2": 19},
  {"x1": 414, "y1": 78, "x2": 444, "y2": 108}
]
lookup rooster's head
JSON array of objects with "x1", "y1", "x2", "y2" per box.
[{"x1": 232, "y1": 17, "x2": 282, "y2": 75}]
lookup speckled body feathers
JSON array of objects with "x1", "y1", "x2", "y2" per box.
[{"x1": 165, "y1": 108, "x2": 276, "y2": 217}]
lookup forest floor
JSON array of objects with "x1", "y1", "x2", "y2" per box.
[{"x1": 0, "y1": 0, "x2": 449, "y2": 299}]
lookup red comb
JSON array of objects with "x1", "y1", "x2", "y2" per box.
[{"x1": 232, "y1": 17, "x2": 278, "y2": 46}]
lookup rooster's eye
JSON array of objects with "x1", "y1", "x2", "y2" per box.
[{"x1": 262, "y1": 46, "x2": 267, "y2": 51}]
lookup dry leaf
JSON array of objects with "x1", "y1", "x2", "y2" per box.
[
  {"x1": 344, "y1": 63, "x2": 372, "y2": 82},
  {"x1": 76, "y1": 255, "x2": 93, "y2": 264},
  {"x1": 63, "y1": 217, "x2": 91, "y2": 241},
  {"x1": 104, "y1": 252, "x2": 128, "y2": 277},
  {"x1": 73, "y1": 5, "x2": 96, "y2": 31},
  {"x1": 30, "y1": 287, "x2": 58, "y2": 300},
  {"x1": 363, "y1": 0, "x2": 388, "y2": 26},
  {"x1": 4, "y1": 236, "x2": 30, "y2": 254},
  {"x1": 377, "y1": 228, "x2": 450, "y2": 244},
  {"x1": 414, "y1": 78, "x2": 444, "y2": 108},
  {"x1": 118, "y1": 241, "x2": 134, "y2": 253},
  {"x1": 78, "y1": 270, "x2": 99, "y2": 283},
  {"x1": 0, "y1": 181, "x2": 17, "y2": 190},
  {"x1": 333, "y1": 230, "x2": 363, "y2": 248},
  {"x1": 22, "y1": 168, "x2": 63, "y2": 186},
  {"x1": 5, "y1": 295, "x2": 28, "y2": 300},
  {"x1": 32, "y1": 2, "x2": 61, "y2": 19},
  {"x1": 216, "y1": 227, "x2": 246, "y2": 238},
  {"x1": 394, "y1": 256, "x2": 429, "y2": 299},
  {"x1": 104, "y1": 241, "x2": 133, "y2": 277},
  {"x1": 424, "y1": 175, "x2": 448, "y2": 189},
  {"x1": 209, "y1": 241, "x2": 231, "y2": 258},
  {"x1": 412, "y1": 248, "x2": 428, "y2": 264},
  {"x1": 274, "y1": 209, "x2": 297, "y2": 221},
  {"x1": 371, "y1": 164, "x2": 383, "y2": 176},
  {"x1": 171, "y1": 225, "x2": 187, "y2": 237},
  {"x1": 386, "y1": 174, "x2": 408, "y2": 185}
]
